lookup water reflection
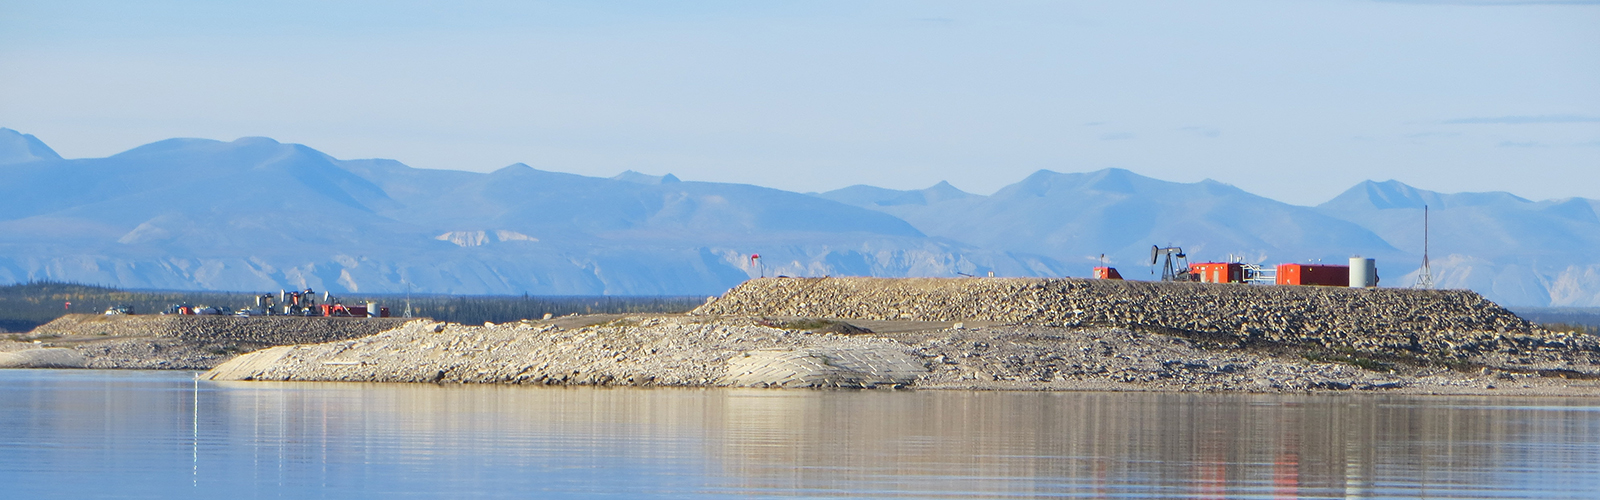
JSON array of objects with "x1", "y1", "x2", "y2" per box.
[{"x1": 1, "y1": 370, "x2": 1596, "y2": 498}]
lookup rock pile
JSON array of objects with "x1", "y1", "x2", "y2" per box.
[
  {"x1": 12, "y1": 314, "x2": 413, "y2": 369},
  {"x1": 29, "y1": 314, "x2": 410, "y2": 345},
  {"x1": 206, "y1": 317, "x2": 926, "y2": 389},
  {"x1": 694, "y1": 278, "x2": 1597, "y2": 360}
]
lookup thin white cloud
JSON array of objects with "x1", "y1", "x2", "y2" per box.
[
  {"x1": 1445, "y1": 115, "x2": 1600, "y2": 124},
  {"x1": 1375, "y1": 0, "x2": 1600, "y2": 5},
  {"x1": 1178, "y1": 126, "x2": 1221, "y2": 138}
]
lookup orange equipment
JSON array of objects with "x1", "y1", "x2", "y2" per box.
[{"x1": 319, "y1": 304, "x2": 369, "y2": 317}]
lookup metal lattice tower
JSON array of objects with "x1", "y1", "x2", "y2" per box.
[
  {"x1": 1415, "y1": 204, "x2": 1435, "y2": 289},
  {"x1": 403, "y1": 280, "x2": 414, "y2": 318}
]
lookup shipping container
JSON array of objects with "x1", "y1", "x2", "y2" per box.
[
  {"x1": 1190, "y1": 263, "x2": 1244, "y2": 283},
  {"x1": 1276, "y1": 264, "x2": 1349, "y2": 286}
]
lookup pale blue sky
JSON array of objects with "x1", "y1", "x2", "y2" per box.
[{"x1": 2, "y1": 0, "x2": 1596, "y2": 205}]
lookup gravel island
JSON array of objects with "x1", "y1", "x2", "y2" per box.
[{"x1": 201, "y1": 278, "x2": 1600, "y2": 395}]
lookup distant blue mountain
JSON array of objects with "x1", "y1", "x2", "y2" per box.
[
  {"x1": 610, "y1": 170, "x2": 681, "y2": 185},
  {"x1": 0, "y1": 128, "x2": 61, "y2": 165},
  {"x1": 2, "y1": 128, "x2": 1593, "y2": 305},
  {"x1": 814, "y1": 171, "x2": 1600, "y2": 307},
  {"x1": 1317, "y1": 180, "x2": 1600, "y2": 306},
  {"x1": 814, "y1": 181, "x2": 975, "y2": 208},
  {"x1": 821, "y1": 169, "x2": 1404, "y2": 280},
  {"x1": 0, "y1": 132, "x2": 1062, "y2": 295}
]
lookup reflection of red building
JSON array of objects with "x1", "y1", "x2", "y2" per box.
[
  {"x1": 1196, "y1": 462, "x2": 1227, "y2": 499},
  {"x1": 1275, "y1": 452, "x2": 1300, "y2": 499},
  {"x1": 1275, "y1": 264, "x2": 1349, "y2": 286}
]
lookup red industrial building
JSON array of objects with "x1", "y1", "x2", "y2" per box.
[
  {"x1": 1190, "y1": 262, "x2": 1244, "y2": 283},
  {"x1": 1276, "y1": 264, "x2": 1349, "y2": 286},
  {"x1": 1093, "y1": 267, "x2": 1123, "y2": 280}
]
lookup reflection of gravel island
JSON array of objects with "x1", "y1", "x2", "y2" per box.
[{"x1": 204, "y1": 278, "x2": 1600, "y2": 395}]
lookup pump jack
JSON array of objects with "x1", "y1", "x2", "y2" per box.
[{"x1": 1150, "y1": 246, "x2": 1192, "y2": 282}]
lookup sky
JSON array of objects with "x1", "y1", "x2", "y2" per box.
[{"x1": 2, "y1": 0, "x2": 1596, "y2": 206}]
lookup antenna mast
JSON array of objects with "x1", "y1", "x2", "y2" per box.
[
  {"x1": 1415, "y1": 204, "x2": 1434, "y2": 289},
  {"x1": 404, "y1": 280, "x2": 414, "y2": 318}
]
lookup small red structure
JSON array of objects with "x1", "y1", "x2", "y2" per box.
[
  {"x1": 1276, "y1": 264, "x2": 1349, "y2": 287},
  {"x1": 1190, "y1": 263, "x2": 1244, "y2": 283},
  {"x1": 1093, "y1": 267, "x2": 1123, "y2": 280},
  {"x1": 320, "y1": 304, "x2": 368, "y2": 317}
]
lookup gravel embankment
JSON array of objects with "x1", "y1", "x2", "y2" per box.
[
  {"x1": 694, "y1": 277, "x2": 1596, "y2": 361},
  {"x1": 207, "y1": 317, "x2": 922, "y2": 388},
  {"x1": 7, "y1": 314, "x2": 411, "y2": 369},
  {"x1": 205, "y1": 314, "x2": 1600, "y2": 395}
]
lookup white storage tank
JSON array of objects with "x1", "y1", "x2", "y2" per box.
[{"x1": 1348, "y1": 257, "x2": 1378, "y2": 288}]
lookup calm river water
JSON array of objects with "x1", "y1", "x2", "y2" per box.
[{"x1": 2, "y1": 369, "x2": 1597, "y2": 499}]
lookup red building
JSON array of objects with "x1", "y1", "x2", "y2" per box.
[
  {"x1": 1093, "y1": 267, "x2": 1123, "y2": 280},
  {"x1": 1190, "y1": 263, "x2": 1245, "y2": 283},
  {"x1": 1276, "y1": 264, "x2": 1349, "y2": 286}
]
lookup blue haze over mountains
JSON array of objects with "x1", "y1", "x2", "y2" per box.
[{"x1": 1, "y1": 128, "x2": 1595, "y2": 307}]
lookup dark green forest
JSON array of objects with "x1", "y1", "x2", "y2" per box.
[{"x1": 0, "y1": 281, "x2": 705, "y2": 333}]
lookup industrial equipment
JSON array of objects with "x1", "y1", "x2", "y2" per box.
[
  {"x1": 278, "y1": 288, "x2": 318, "y2": 316},
  {"x1": 1276, "y1": 264, "x2": 1349, "y2": 286},
  {"x1": 1349, "y1": 257, "x2": 1378, "y2": 288},
  {"x1": 1241, "y1": 264, "x2": 1276, "y2": 284},
  {"x1": 1131, "y1": 242, "x2": 1379, "y2": 288},
  {"x1": 1150, "y1": 246, "x2": 1192, "y2": 282},
  {"x1": 1190, "y1": 262, "x2": 1244, "y2": 283}
]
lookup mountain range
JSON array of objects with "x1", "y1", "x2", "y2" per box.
[{"x1": 1, "y1": 128, "x2": 1595, "y2": 307}]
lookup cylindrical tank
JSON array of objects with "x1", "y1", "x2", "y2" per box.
[{"x1": 1349, "y1": 257, "x2": 1377, "y2": 288}]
